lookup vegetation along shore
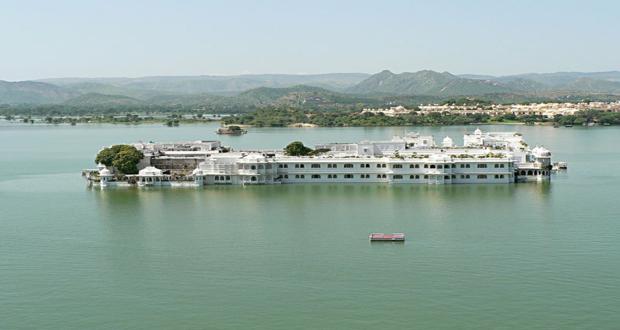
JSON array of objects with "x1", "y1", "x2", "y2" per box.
[{"x1": 3, "y1": 107, "x2": 620, "y2": 128}]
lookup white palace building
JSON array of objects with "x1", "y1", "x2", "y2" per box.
[{"x1": 86, "y1": 129, "x2": 552, "y2": 188}]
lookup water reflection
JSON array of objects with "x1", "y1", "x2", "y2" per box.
[
  {"x1": 92, "y1": 183, "x2": 552, "y2": 214},
  {"x1": 91, "y1": 182, "x2": 554, "y2": 249}
]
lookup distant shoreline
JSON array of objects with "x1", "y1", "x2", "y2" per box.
[{"x1": 2, "y1": 116, "x2": 615, "y2": 128}]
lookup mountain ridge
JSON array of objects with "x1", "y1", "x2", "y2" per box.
[
  {"x1": 2, "y1": 70, "x2": 620, "y2": 106},
  {"x1": 348, "y1": 70, "x2": 620, "y2": 96}
]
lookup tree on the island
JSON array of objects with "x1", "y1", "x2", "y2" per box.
[
  {"x1": 112, "y1": 148, "x2": 144, "y2": 174},
  {"x1": 95, "y1": 146, "x2": 120, "y2": 166},
  {"x1": 228, "y1": 125, "x2": 242, "y2": 131},
  {"x1": 95, "y1": 145, "x2": 144, "y2": 174},
  {"x1": 284, "y1": 141, "x2": 313, "y2": 156}
]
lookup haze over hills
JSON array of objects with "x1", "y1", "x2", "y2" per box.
[
  {"x1": 348, "y1": 70, "x2": 620, "y2": 96},
  {"x1": 63, "y1": 93, "x2": 146, "y2": 107},
  {"x1": 1, "y1": 70, "x2": 620, "y2": 107},
  {"x1": 37, "y1": 73, "x2": 371, "y2": 95},
  {"x1": 0, "y1": 80, "x2": 79, "y2": 104}
]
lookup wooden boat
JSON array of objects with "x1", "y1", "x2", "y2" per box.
[{"x1": 369, "y1": 233, "x2": 405, "y2": 241}]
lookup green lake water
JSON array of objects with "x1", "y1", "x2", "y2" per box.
[{"x1": 1, "y1": 122, "x2": 619, "y2": 329}]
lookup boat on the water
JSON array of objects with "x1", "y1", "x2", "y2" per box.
[
  {"x1": 552, "y1": 161, "x2": 568, "y2": 171},
  {"x1": 369, "y1": 233, "x2": 405, "y2": 241}
]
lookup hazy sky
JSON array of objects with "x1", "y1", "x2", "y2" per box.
[{"x1": 1, "y1": 0, "x2": 618, "y2": 81}]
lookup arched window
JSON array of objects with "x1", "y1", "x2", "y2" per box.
[
  {"x1": 251, "y1": 176, "x2": 257, "y2": 181},
  {"x1": 527, "y1": 170, "x2": 533, "y2": 176}
]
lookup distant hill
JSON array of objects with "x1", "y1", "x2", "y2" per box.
[
  {"x1": 3, "y1": 70, "x2": 620, "y2": 108},
  {"x1": 1, "y1": 73, "x2": 369, "y2": 106},
  {"x1": 560, "y1": 77, "x2": 620, "y2": 94},
  {"x1": 38, "y1": 73, "x2": 370, "y2": 95},
  {"x1": 0, "y1": 81, "x2": 78, "y2": 104},
  {"x1": 63, "y1": 93, "x2": 145, "y2": 106},
  {"x1": 495, "y1": 77, "x2": 550, "y2": 93},
  {"x1": 348, "y1": 70, "x2": 620, "y2": 96},
  {"x1": 59, "y1": 82, "x2": 166, "y2": 100},
  {"x1": 233, "y1": 85, "x2": 380, "y2": 109},
  {"x1": 145, "y1": 93, "x2": 228, "y2": 106},
  {"x1": 238, "y1": 85, "x2": 335, "y2": 104},
  {"x1": 143, "y1": 85, "x2": 380, "y2": 110},
  {"x1": 348, "y1": 70, "x2": 513, "y2": 96},
  {"x1": 508, "y1": 71, "x2": 620, "y2": 86}
]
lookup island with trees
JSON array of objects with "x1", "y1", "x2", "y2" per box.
[{"x1": 95, "y1": 145, "x2": 144, "y2": 175}]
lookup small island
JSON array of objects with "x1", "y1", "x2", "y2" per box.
[{"x1": 216, "y1": 125, "x2": 247, "y2": 135}]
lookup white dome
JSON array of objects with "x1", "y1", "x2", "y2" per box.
[
  {"x1": 99, "y1": 168, "x2": 112, "y2": 176},
  {"x1": 442, "y1": 136, "x2": 454, "y2": 147},
  {"x1": 97, "y1": 162, "x2": 106, "y2": 171},
  {"x1": 474, "y1": 128, "x2": 482, "y2": 136},
  {"x1": 138, "y1": 166, "x2": 163, "y2": 176},
  {"x1": 192, "y1": 168, "x2": 203, "y2": 176}
]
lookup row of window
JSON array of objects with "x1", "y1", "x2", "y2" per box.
[
  {"x1": 279, "y1": 174, "x2": 508, "y2": 180},
  {"x1": 279, "y1": 163, "x2": 508, "y2": 169},
  {"x1": 245, "y1": 164, "x2": 273, "y2": 170},
  {"x1": 518, "y1": 170, "x2": 549, "y2": 176},
  {"x1": 214, "y1": 175, "x2": 231, "y2": 181},
  {"x1": 475, "y1": 164, "x2": 505, "y2": 168}
]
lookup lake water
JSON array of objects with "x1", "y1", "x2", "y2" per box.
[{"x1": 1, "y1": 122, "x2": 619, "y2": 329}]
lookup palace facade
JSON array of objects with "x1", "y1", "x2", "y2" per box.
[{"x1": 85, "y1": 129, "x2": 552, "y2": 188}]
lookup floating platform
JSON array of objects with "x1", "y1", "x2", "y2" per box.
[
  {"x1": 552, "y1": 161, "x2": 568, "y2": 171},
  {"x1": 369, "y1": 233, "x2": 405, "y2": 242}
]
